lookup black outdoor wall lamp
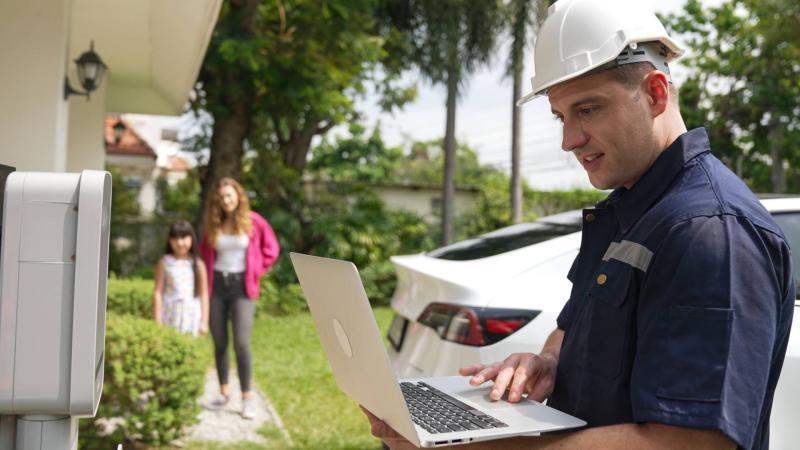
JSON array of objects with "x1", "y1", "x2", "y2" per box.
[
  {"x1": 64, "y1": 41, "x2": 107, "y2": 100},
  {"x1": 112, "y1": 119, "x2": 125, "y2": 145}
]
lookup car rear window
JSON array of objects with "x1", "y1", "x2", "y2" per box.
[
  {"x1": 770, "y1": 212, "x2": 800, "y2": 298},
  {"x1": 428, "y1": 210, "x2": 584, "y2": 261}
]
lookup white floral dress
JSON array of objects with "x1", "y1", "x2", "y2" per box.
[{"x1": 161, "y1": 254, "x2": 202, "y2": 336}]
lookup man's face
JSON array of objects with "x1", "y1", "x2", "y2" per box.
[{"x1": 548, "y1": 70, "x2": 658, "y2": 190}]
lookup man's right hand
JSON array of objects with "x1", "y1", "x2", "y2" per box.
[{"x1": 459, "y1": 351, "x2": 558, "y2": 403}]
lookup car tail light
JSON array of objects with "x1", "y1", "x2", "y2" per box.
[{"x1": 417, "y1": 303, "x2": 540, "y2": 347}]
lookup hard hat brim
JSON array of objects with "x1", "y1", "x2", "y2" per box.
[{"x1": 516, "y1": 91, "x2": 540, "y2": 107}]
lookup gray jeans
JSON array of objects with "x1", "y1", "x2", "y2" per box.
[{"x1": 210, "y1": 271, "x2": 256, "y2": 392}]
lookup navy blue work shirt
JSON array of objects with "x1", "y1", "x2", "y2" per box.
[{"x1": 548, "y1": 128, "x2": 795, "y2": 450}]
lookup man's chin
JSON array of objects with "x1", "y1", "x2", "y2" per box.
[{"x1": 587, "y1": 177, "x2": 609, "y2": 191}]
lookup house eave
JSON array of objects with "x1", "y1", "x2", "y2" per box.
[{"x1": 69, "y1": 0, "x2": 222, "y2": 116}]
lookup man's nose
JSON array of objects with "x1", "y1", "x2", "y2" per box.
[{"x1": 561, "y1": 120, "x2": 589, "y2": 152}]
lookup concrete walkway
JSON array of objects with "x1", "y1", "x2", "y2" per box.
[{"x1": 187, "y1": 367, "x2": 292, "y2": 446}]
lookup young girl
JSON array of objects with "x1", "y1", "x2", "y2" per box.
[{"x1": 153, "y1": 220, "x2": 209, "y2": 337}]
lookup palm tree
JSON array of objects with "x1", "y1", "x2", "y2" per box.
[
  {"x1": 385, "y1": 0, "x2": 505, "y2": 244},
  {"x1": 506, "y1": 0, "x2": 550, "y2": 223}
]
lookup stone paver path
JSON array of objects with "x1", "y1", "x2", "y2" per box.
[{"x1": 187, "y1": 367, "x2": 292, "y2": 446}]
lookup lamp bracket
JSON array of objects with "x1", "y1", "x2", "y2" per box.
[{"x1": 63, "y1": 77, "x2": 90, "y2": 101}]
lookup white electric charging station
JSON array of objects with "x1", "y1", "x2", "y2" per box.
[{"x1": 0, "y1": 165, "x2": 112, "y2": 450}]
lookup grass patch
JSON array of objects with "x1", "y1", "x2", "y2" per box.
[
  {"x1": 187, "y1": 307, "x2": 393, "y2": 450},
  {"x1": 252, "y1": 307, "x2": 392, "y2": 450},
  {"x1": 245, "y1": 308, "x2": 392, "y2": 450}
]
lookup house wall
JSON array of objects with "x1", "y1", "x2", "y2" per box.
[
  {"x1": 66, "y1": 84, "x2": 108, "y2": 172},
  {"x1": 374, "y1": 185, "x2": 478, "y2": 224},
  {"x1": 0, "y1": 0, "x2": 73, "y2": 171},
  {"x1": 106, "y1": 154, "x2": 158, "y2": 217}
]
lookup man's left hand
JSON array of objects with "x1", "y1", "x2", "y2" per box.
[{"x1": 361, "y1": 406, "x2": 420, "y2": 450}]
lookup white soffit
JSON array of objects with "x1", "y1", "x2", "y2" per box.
[{"x1": 70, "y1": 0, "x2": 222, "y2": 116}]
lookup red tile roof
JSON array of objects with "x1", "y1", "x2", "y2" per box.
[
  {"x1": 105, "y1": 116, "x2": 156, "y2": 159},
  {"x1": 167, "y1": 155, "x2": 190, "y2": 171}
]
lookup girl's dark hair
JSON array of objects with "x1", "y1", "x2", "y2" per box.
[{"x1": 165, "y1": 220, "x2": 202, "y2": 298}]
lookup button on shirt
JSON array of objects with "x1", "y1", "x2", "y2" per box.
[{"x1": 549, "y1": 128, "x2": 795, "y2": 450}]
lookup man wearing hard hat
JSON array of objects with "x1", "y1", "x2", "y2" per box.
[{"x1": 364, "y1": 0, "x2": 795, "y2": 449}]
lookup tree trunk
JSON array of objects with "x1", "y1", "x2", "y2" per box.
[
  {"x1": 768, "y1": 122, "x2": 786, "y2": 193},
  {"x1": 282, "y1": 129, "x2": 316, "y2": 173},
  {"x1": 510, "y1": 63, "x2": 523, "y2": 223},
  {"x1": 197, "y1": 104, "x2": 250, "y2": 230},
  {"x1": 509, "y1": 0, "x2": 531, "y2": 224},
  {"x1": 442, "y1": 67, "x2": 458, "y2": 245},
  {"x1": 196, "y1": 0, "x2": 259, "y2": 230}
]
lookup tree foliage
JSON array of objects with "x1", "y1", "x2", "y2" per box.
[
  {"x1": 107, "y1": 166, "x2": 141, "y2": 276},
  {"x1": 309, "y1": 129, "x2": 602, "y2": 242},
  {"x1": 193, "y1": 0, "x2": 416, "y2": 222},
  {"x1": 664, "y1": 0, "x2": 800, "y2": 192},
  {"x1": 155, "y1": 169, "x2": 202, "y2": 222},
  {"x1": 309, "y1": 123, "x2": 405, "y2": 183},
  {"x1": 381, "y1": 0, "x2": 506, "y2": 244}
]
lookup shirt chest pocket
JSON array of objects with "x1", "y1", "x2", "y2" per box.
[{"x1": 586, "y1": 261, "x2": 637, "y2": 379}]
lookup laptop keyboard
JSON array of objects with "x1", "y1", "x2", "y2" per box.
[{"x1": 400, "y1": 381, "x2": 509, "y2": 434}]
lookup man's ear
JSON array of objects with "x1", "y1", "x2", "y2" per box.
[{"x1": 644, "y1": 71, "x2": 670, "y2": 118}]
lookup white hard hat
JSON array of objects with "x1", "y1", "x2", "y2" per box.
[{"x1": 517, "y1": 0, "x2": 684, "y2": 106}]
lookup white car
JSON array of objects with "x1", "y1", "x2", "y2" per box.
[{"x1": 386, "y1": 197, "x2": 800, "y2": 449}]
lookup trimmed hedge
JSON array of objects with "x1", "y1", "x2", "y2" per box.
[
  {"x1": 107, "y1": 273, "x2": 310, "y2": 318},
  {"x1": 107, "y1": 266, "x2": 393, "y2": 319},
  {"x1": 107, "y1": 277, "x2": 153, "y2": 319},
  {"x1": 79, "y1": 313, "x2": 208, "y2": 449}
]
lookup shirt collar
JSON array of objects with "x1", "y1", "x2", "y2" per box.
[{"x1": 601, "y1": 127, "x2": 711, "y2": 233}]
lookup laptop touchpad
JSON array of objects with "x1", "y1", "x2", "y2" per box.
[{"x1": 455, "y1": 386, "x2": 537, "y2": 410}]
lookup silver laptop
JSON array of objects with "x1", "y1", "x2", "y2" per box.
[{"x1": 290, "y1": 252, "x2": 586, "y2": 448}]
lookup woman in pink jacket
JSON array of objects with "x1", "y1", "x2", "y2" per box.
[{"x1": 199, "y1": 177, "x2": 279, "y2": 419}]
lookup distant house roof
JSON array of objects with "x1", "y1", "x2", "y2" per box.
[
  {"x1": 166, "y1": 155, "x2": 190, "y2": 171},
  {"x1": 105, "y1": 116, "x2": 156, "y2": 159}
]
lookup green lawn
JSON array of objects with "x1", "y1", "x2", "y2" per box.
[{"x1": 186, "y1": 307, "x2": 393, "y2": 450}]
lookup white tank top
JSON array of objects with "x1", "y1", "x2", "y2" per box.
[{"x1": 214, "y1": 233, "x2": 249, "y2": 273}]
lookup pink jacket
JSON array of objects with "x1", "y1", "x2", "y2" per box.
[{"x1": 199, "y1": 211, "x2": 280, "y2": 300}]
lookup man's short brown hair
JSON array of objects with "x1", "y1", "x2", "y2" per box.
[{"x1": 607, "y1": 62, "x2": 679, "y2": 105}]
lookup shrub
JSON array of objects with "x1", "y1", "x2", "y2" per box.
[
  {"x1": 258, "y1": 277, "x2": 308, "y2": 316},
  {"x1": 107, "y1": 277, "x2": 153, "y2": 319},
  {"x1": 361, "y1": 259, "x2": 397, "y2": 307},
  {"x1": 256, "y1": 258, "x2": 398, "y2": 315},
  {"x1": 526, "y1": 189, "x2": 606, "y2": 217},
  {"x1": 79, "y1": 313, "x2": 208, "y2": 449}
]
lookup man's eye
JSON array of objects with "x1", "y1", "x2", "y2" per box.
[{"x1": 579, "y1": 107, "x2": 597, "y2": 116}]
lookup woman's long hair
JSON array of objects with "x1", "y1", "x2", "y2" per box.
[
  {"x1": 165, "y1": 220, "x2": 202, "y2": 298},
  {"x1": 203, "y1": 177, "x2": 253, "y2": 247}
]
